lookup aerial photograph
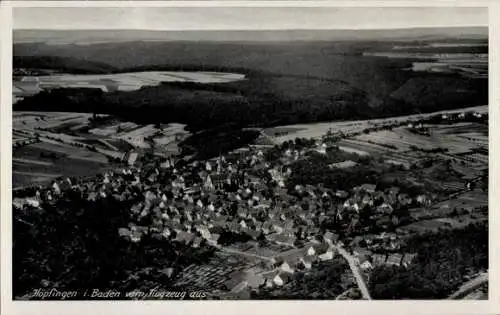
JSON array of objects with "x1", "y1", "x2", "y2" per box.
[{"x1": 12, "y1": 6, "x2": 488, "y2": 300}]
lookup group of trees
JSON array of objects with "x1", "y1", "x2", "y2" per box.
[
  {"x1": 286, "y1": 151, "x2": 378, "y2": 192},
  {"x1": 179, "y1": 127, "x2": 260, "y2": 159},
  {"x1": 252, "y1": 258, "x2": 349, "y2": 299},
  {"x1": 369, "y1": 222, "x2": 488, "y2": 299},
  {"x1": 13, "y1": 191, "x2": 214, "y2": 299}
]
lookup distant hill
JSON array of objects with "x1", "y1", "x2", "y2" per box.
[{"x1": 14, "y1": 27, "x2": 488, "y2": 44}]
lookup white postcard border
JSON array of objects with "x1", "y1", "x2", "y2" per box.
[{"x1": 1, "y1": 1, "x2": 499, "y2": 315}]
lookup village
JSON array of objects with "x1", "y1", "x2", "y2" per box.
[{"x1": 12, "y1": 106, "x2": 488, "y2": 299}]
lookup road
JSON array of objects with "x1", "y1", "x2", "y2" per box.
[
  {"x1": 336, "y1": 245, "x2": 372, "y2": 300},
  {"x1": 447, "y1": 272, "x2": 488, "y2": 299}
]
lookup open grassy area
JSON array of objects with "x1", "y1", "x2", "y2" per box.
[{"x1": 13, "y1": 143, "x2": 114, "y2": 188}]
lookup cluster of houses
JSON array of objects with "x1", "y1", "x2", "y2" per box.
[{"x1": 207, "y1": 239, "x2": 418, "y2": 297}]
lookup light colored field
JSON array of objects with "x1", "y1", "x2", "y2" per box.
[
  {"x1": 338, "y1": 145, "x2": 370, "y2": 156},
  {"x1": 339, "y1": 139, "x2": 394, "y2": 155},
  {"x1": 13, "y1": 112, "x2": 94, "y2": 132},
  {"x1": 31, "y1": 141, "x2": 108, "y2": 163},
  {"x1": 14, "y1": 71, "x2": 246, "y2": 97},
  {"x1": 13, "y1": 158, "x2": 53, "y2": 166},
  {"x1": 89, "y1": 121, "x2": 141, "y2": 137}
]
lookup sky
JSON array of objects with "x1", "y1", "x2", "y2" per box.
[{"x1": 14, "y1": 7, "x2": 488, "y2": 30}]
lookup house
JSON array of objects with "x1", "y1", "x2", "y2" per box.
[
  {"x1": 266, "y1": 232, "x2": 297, "y2": 247},
  {"x1": 371, "y1": 253, "x2": 387, "y2": 266},
  {"x1": 318, "y1": 248, "x2": 336, "y2": 261},
  {"x1": 323, "y1": 231, "x2": 339, "y2": 245},
  {"x1": 239, "y1": 220, "x2": 248, "y2": 229},
  {"x1": 207, "y1": 233, "x2": 221, "y2": 246},
  {"x1": 196, "y1": 199, "x2": 204, "y2": 209},
  {"x1": 416, "y1": 194, "x2": 430, "y2": 206},
  {"x1": 228, "y1": 221, "x2": 241, "y2": 233},
  {"x1": 278, "y1": 272, "x2": 293, "y2": 284},
  {"x1": 279, "y1": 261, "x2": 295, "y2": 274},
  {"x1": 353, "y1": 248, "x2": 372, "y2": 264},
  {"x1": 335, "y1": 190, "x2": 349, "y2": 199},
  {"x1": 306, "y1": 245, "x2": 316, "y2": 256},
  {"x1": 195, "y1": 225, "x2": 211, "y2": 239},
  {"x1": 264, "y1": 277, "x2": 275, "y2": 289},
  {"x1": 192, "y1": 237, "x2": 204, "y2": 248},
  {"x1": 386, "y1": 253, "x2": 403, "y2": 266},
  {"x1": 401, "y1": 253, "x2": 418, "y2": 268},
  {"x1": 244, "y1": 228, "x2": 261, "y2": 240},
  {"x1": 360, "y1": 260, "x2": 373, "y2": 270},
  {"x1": 52, "y1": 182, "x2": 61, "y2": 195},
  {"x1": 205, "y1": 161, "x2": 213, "y2": 172},
  {"x1": 158, "y1": 226, "x2": 171, "y2": 238},
  {"x1": 329, "y1": 160, "x2": 358, "y2": 169},
  {"x1": 269, "y1": 274, "x2": 284, "y2": 287},
  {"x1": 175, "y1": 231, "x2": 195, "y2": 245},
  {"x1": 272, "y1": 222, "x2": 285, "y2": 234},
  {"x1": 204, "y1": 175, "x2": 214, "y2": 190},
  {"x1": 237, "y1": 207, "x2": 249, "y2": 219},
  {"x1": 253, "y1": 221, "x2": 264, "y2": 232},
  {"x1": 376, "y1": 203, "x2": 394, "y2": 215},
  {"x1": 361, "y1": 195, "x2": 374, "y2": 206},
  {"x1": 398, "y1": 193, "x2": 411, "y2": 205},
  {"x1": 261, "y1": 221, "x2": 273, "y2": 235},
  {"x1": 388, "y1": 187, "x2": 400, "y2": 195},
  {"x1": 262, "y1": 271, "x2": 284, "y2": 288},
  {"x1": 316, "y1": 143, "x2": 327, "y2": 154},
  {"x1": 268, "y1": 207, "x2": 280, "y2": 219},
  {"x1": 359, "y1": 184, "x2": 376, "y2": 194},
  {"x1": 298, "y1": 257, "x2": 314, "y2": 270},
  {"x1": 160, "y1": 267, "x2": 175, "y2": 279},
  {"x1": 283, "y1": 219, "x2": 294, "y2": 231},
  {"x1": 243, "y1": 270, "x2": 265, "y2": 289}
]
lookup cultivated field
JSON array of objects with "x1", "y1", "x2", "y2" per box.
[
  {"x1": 13, "y1": 144, "x2": 113, "y2": 188},
  {"x1": 352, "y1": 124, "x2": 485, "y2": 155},
  {"x1": 12, "y1": 111, "x2": 191, "y2": 188},
  {"x1": 13, "y1": 71, "x2": 246, "y2": 96}
]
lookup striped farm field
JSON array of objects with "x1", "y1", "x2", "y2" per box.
[
  {"x1": 20, "y1": 141, "x2": 108, "y2": 164},
  {"x1": 13, "y1": 149, "x2": 115, "y2": 188},
  {"x1": 14, "y1": 71, "x2": 247, "y2": 96}
]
